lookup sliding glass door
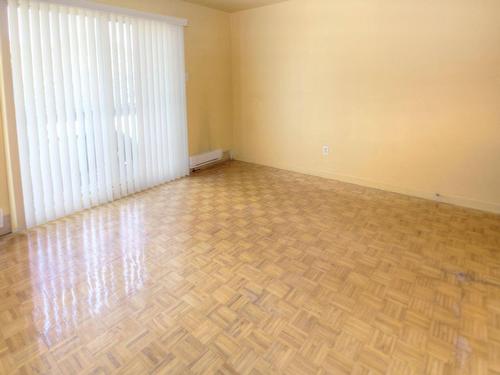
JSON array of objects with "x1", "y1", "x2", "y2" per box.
[{"x1": 7, "y1": 0, "x2": 189, "y2": 227}]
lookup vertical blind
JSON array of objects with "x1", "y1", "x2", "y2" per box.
[{"x1": 7, "y1": 0, "x2": 189, "y2": 228}]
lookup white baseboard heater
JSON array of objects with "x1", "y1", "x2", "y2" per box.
[{"x1": 190, "y1": 149, "x2": 224, "y2": 169}]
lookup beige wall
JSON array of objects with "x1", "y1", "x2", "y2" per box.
[
  {"x1": 98, "y1": 0, "x2": 233, "y2": 156},
  {"x1": 231, "y1": 0, "x2": 500, "y2": 212}
]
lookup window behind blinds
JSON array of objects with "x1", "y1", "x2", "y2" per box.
[{"x1": 7, "y1": 0, "x2": 189, "y2": 227}]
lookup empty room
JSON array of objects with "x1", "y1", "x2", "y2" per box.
[{"x1": 0, "y1": 0, "x2": 499, "y2": 373}]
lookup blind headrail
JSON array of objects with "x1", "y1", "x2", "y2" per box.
[{"x1": 9, "y1": 0, "x2": 188, "y2": 26}]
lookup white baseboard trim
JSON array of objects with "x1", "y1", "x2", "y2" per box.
[{"x1": 234, "y1": 157, "x2": 500, "y2": 215}]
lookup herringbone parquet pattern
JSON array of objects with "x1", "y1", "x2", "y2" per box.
[{"x1": 1, "y1": 161, "x2": 500, "y2": 374}]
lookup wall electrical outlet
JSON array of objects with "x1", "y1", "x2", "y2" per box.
[
  {"x1": 322, "y1": 145, "x2": 330, "y2": 156},
  {"x1": 0, "y1": 209, "x2": 3, "y2": 228}
]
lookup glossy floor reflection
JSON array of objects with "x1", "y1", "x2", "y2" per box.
[{"x1": 1, "y1": 161, "x2": 500, "y2": 374}]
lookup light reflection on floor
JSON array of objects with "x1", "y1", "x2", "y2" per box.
[
  {"x1": 26, "y1": 200, "x2": 147, "y2": 341},
  {"x1": 1, "y1": 161, "x2": 500, "y2": 374}
]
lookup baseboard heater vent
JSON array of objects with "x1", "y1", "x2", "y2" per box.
[{"x1": 190, "y1": 149, "x2": 224, "y2": 170}]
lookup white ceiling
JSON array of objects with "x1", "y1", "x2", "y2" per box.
[{"x1": 181, "y1": 0, "x2": 289, "y2": 13}]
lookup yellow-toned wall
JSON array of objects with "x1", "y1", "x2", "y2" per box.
[
  {"x1": 97, "y1": 0, "x2": 233, "y2": 156},
  {"x1": 231, "y1": 0, "x2": 500, "y2": 212}
]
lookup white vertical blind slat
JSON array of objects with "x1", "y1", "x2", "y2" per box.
[
  {"x1": 137, "y1": 20, "x2": 152, "y2": 188},
  {"x1": 7, "y1": 1, "x2": 36, "y2": 227},
  {"x1": 86, "y1": 10, "x2": 107, "y2": 204},
  {"x1": 30, "y1": 0, "x2": 56, "y2": 221},
  {"x1": 76, "y1": 9, "x2": 98, "y2": 206},
  {"x1": 58, "y1": 6, "x2": 83, "y2": 211},
  {"x1": 131, "y1": 18, "x2": 146, "y2": 192},
  {"x1": 144, "y1": 21, "x2": 158, "y2": 185},
  {"x1": 172, "y1": 27, "x2": 189, "y2": 178},
  {"x1": 7, "y1": 0, "x2": 189, "y2": 228},
  {"x1": 151, "y1": 22, "x2": 163, "y2": 182},
  {"x1": 118, "y1": 18, "x2": 134, "y2": 194},
  {"x1": 123, "y1": 20, "x2": 137, "y2": 193},
  {"x1": 68, "y1": 8, "x2": 91, "y2": 209},
  {"x1": 166, "y1": 26, "x2": 178, "y2": 177},
  {"x1": 17, "y1": 0, "x2": 47, "y2": 224},
  {"x1": 95, "y1": 14, "x2": 115, "y2": 202},
  {"x1": 157, "y1": 23, "x2": 170, "y2": 181},
  {"x1": 49, "y1": 3, "x2": 73, "y2": 215},
  {"x1": 40, "y1": 2, "x2": 65, "y2": 218},
  {"x1": 177, "y1": 28, "x2": 190, "y2": 176},
  {"x1": 109, "y1": 15, "x2": 127, "y2": 198}
]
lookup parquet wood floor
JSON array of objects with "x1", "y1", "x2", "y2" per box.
[{"x1": 1, "y1": 161, "x2": 500, "y2": 374}]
